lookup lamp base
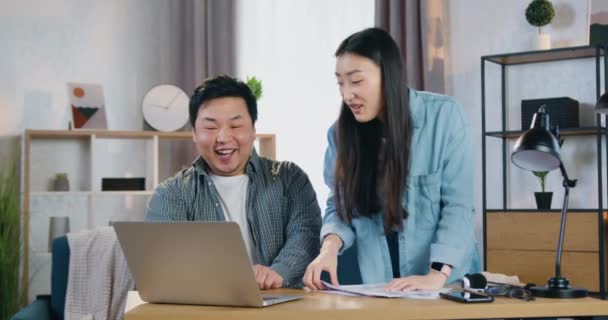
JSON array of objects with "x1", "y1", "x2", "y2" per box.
[{"x1": 530, "y1": 277, "x2": 588, "y2": 298}]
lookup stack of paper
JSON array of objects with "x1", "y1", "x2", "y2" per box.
[{"x1": 321, "y1": 281, "x2": 451, "y2": 299}]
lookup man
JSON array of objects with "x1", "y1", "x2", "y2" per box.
[{"x1": 146, "y1": 75, "x2": 321, "y2": 289}]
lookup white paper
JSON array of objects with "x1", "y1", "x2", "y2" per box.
[
  {"x1": 124, "y1": 291, "x2": 147, "y2": 312},
  {"x1": 321, "y1": 281, "x2": 451, "y2": 299}
]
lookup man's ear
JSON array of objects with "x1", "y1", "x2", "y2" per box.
[{"x1": 192, "y1": 127, "x2": 197, "y2": 143}]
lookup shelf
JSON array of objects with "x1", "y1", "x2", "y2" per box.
[
  {"x1": 26, "y1": 129, "x2": 181, "y2": 139},
  {"x1": 22, "y1": 128, "x2": 277, "y2": 301},
  {"x1": 30, "y1": 191, "x2": 92, "y2": 196},
  {"x1": 486, "y1": 209, "x2": 607, "y2": 213},
  {"x1": 26, "y1": 129, "x2": 276, "y2": 140},
  {"x1": 485, "y1": 126, "x2": 605, "y2": 139},
  {"x1": 482, "y1": 45, "x2": 606, "y2": 66},
  {"x1": 481, "y1": 44, "x2": 608, "y2": 298},
  {"x1": 95, "y1": 191, "x2": 154, "y2": 196},
  {"x1": 30, "y1": 191, "x2": 154, "y2": 196}
]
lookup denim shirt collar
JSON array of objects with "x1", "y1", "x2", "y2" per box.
[{"x1": 192, "y1": 148, "x2": 261, "y2": 179}]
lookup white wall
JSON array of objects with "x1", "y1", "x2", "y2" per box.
[
  {"x1": 0, "y1": 0, "x2": 182, "y2": 301},
  {"x1": 0, "y1": 0, "x2": 181, "y2": 134},
  {"x1": 235, "y1": 0, "x2": 375, "y2": 213}
]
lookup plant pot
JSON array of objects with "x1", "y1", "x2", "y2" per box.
[
  {"x1": 53, "y1": 176, "x2": 70, "y2": 191},
  {"x1": 535, "y1": 192, "x2": 553, "y2": 210},
  {"x1": 532, "y1": 32, "x2": 551, "y2": 50}
]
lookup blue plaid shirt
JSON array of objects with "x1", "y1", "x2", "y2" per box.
[{"x1": 146, "y1": 150, "x2": 322, "y2": 287}]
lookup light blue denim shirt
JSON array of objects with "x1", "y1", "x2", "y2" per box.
[{"x1": 321, "y1": 89, "x2": 481, "y2": 284}]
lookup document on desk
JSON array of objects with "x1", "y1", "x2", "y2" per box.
[{"x1": 321, "y1": 281, "x2": 451, "y2": 299}]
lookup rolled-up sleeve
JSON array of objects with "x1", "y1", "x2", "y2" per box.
[{"x1": 429, "y1": 101, "x2": 476, "y2": 269}]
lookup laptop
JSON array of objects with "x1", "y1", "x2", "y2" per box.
[{"x1": 113, "y1": 221, "x2": 302, "y2": 307}]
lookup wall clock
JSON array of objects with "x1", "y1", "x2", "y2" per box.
[{"x1": 142, "y1": 84, "x2": 189, "y2": 132}]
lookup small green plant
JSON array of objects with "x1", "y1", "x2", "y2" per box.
[
  {"x1": 55, "y1": 173, "x2": 67, "y2": 180},
  {"x1": 532, "y1": 137, "x2": 564, "y2": 192},
  {"x1": 246, "y1": 76, "x2": 263, "y2": 101},
  {"x1": 532, "y1": 171, "x2": 549, "y2": 192},
  {"x1": 525, "y1": 0, "x2": 555, "y2": 34},
  {"x1": 0, "y1": 159, "x2": 22, "y2": 319}
]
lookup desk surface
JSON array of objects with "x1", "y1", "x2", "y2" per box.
[{"x1": 125, "y1": 289, "x2": 608, "y2": 320}]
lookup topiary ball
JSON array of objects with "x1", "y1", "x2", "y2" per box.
[{"x1": 525, "y1": 0, "x2": 555, "y2": 28}]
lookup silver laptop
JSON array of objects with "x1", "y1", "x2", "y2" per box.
[{"x1": 113, "y1": 221, "x2": 302, "y2": 307}]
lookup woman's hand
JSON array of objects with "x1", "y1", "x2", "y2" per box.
[
  {"x1": 384, "y1": 269, "x2": 447, "y2": 292},
  {"x1": 303, "y1": 234, "x2": 343, "y2": 290}
]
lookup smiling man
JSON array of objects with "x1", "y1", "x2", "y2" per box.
[{"x1": 146, "y1": 75, "x2": 322, "y2": 289}]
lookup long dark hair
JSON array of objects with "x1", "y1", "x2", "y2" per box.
[{"x1": 334, "y1": 28, "x2": 412, "y2": 233}]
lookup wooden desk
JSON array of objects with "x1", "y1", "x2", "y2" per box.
[{"x1": 125, "y1": 289, "x2": 608, "y2": 320}]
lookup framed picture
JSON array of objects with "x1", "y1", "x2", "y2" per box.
[{"x1": 68, "y1": 82, "x2": 107, "y2": 129}]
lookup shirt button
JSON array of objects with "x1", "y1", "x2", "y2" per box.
[
  {"x1": 208, "y1": 182, "x2": 211, "y2": 186},
  {"x1": 215, "y1": 203, "x2": 219, "y2": 207}
]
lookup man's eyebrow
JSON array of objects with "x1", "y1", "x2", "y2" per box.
[{"x1": 200, "y1": 115, "x2": 243, "y2": 122}]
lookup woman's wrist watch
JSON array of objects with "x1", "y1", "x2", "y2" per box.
[{"x1": 430, "y1": 262, "x2": 452, "y2": 278}]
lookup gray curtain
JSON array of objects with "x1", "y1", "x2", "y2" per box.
[
  {"x1": 375, "y1": 0, "x2": 424, "y2": 91},
  {"x1": 171, "y1": 0, "x2": 236, "y2": 94},
  {"x1": 167, "y1": 0, "x2": 236, "y2": 170}
]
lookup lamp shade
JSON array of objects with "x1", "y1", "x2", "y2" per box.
[
  {"x1": 594, "y1": 92, "x2": 608, "y2": 115},
  {"x1": 511, "y1": 107, "x2": 561, "y2": 172}
]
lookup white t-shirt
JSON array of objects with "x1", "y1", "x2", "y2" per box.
[{"x1": 209, "y1": 174, "x2": 256, "y2": 263}]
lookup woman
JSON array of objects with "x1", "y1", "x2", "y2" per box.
[{"x1": 303, "y1": 28, "x2": 480, "y2": 291}]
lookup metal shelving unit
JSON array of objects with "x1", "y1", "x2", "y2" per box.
[{"x1": 481, "y1": 45, "x2": 608, "y2": 298}]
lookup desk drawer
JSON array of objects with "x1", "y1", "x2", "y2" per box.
[
  {"x1": 487, "y1": 249, "x2": 599, "y2": 291},
  {"x1": 486, "y1": 211, "x2": 598, "y2": 252}
]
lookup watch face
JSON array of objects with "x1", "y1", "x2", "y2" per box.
[
  {"x1": 142, "y1": 84, "x2": 189, "y2": 132},
  {"x1": 431, "y1": 262, "x2": 444, "y2": 271}
]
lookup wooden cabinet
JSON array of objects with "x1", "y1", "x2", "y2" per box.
[
  {"x1": 486, "y1": 211, "x2": 607, "y2": 292},
  {"x1": 22, "y1": 129, "x2": 275, "y2": 301}
]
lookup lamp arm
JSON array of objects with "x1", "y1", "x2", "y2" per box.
[{"x1": 555, "y1": 162, "x2": 577, "y2": 279}]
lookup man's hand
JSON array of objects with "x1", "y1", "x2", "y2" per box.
[
  {"x1": 253, "y1": 265, "x2": 284, "y2": 290},
  {"x1": 384, "y1": 269, "x2": 447, "y2": 292}
]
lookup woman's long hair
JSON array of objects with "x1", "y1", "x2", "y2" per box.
[{"x1": 334, "y1": 28, "x2": 412, "y2": 233}]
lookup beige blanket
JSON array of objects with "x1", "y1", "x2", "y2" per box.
[{"x1": 65, "y1": 227, "x2": 134, "y2": 320}]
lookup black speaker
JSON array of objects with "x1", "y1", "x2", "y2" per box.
[
  {"x1": 101, "y1": 177, "x2": 146, "y2": 191},
  {"x1": 590, "y1": 23, "x2": 608, "y2": 46},
  {"x1": 521, "y1": 97, "x2": 579, "y2": 130}
]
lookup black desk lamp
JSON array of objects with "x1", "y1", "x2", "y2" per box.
[
  {"x1": 511, "y1": 105, "x2": 588, "y2": 298},
  {"x1": 594, "y1": 92, "x2": 608, "y2": 115}
]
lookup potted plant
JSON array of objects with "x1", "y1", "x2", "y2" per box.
[
  {"x1": 532, "y1": 171, "x2": 552, "y2": 210},
  {"x1": 525, "y1": 0, "x2": 555, "y2": 50},
  {"x1": 532, "y1": 137, "x2": 564, "y2": 210},
  {"x1": 246, "y1": 76, "x2": 263, "y2": 101},
  {"x1": 53, "y1": 173, "x2": 70, "y2": 191},
  {"x1": 0, "y1": 159, "x2": 22, "y2": 317}
]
